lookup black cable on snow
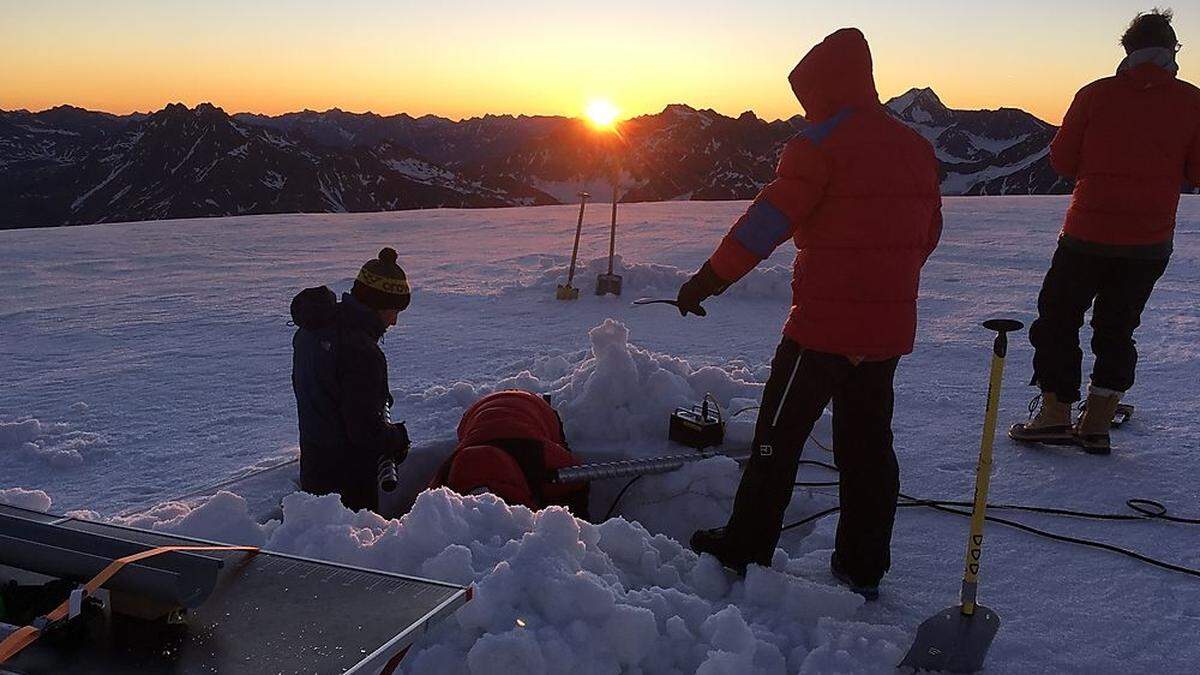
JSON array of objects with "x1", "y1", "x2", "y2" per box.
[{"x1": 782, "y1": 458, "x2": 1200, "y2": 579}]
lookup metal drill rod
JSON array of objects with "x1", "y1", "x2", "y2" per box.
[{"x1": 553, "y1": 450, "x2": 750, "y2": 483}]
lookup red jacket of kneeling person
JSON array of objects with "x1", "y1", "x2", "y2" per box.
[
  {"x1": 706, "y1": 28, "x2": 942, "y2": 360},
  {"x1": 430, "y1": 390, "x2": 589, "y2": 518},
  {"x1": 1053, "y1": 60, "x2": 1200, "y2": 251}
]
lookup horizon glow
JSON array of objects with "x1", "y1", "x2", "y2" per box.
[{"x1": 1, "y1": 1, "x2": 1197, "y2": 125}]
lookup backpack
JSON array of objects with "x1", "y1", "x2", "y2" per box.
[{"x1": 290, "y1": 286, "x2": 338, "y2": 331}]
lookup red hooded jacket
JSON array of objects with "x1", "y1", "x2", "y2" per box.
[
  {"x1": 1053, "y1": 63, "x2": 1200, "y2": 249},
  {"x1": 707, "y1": 29, "x2": 942, "y2": 359},
  {"x1": 430, "y1": 390, "x2": 589, "y2": 517}
]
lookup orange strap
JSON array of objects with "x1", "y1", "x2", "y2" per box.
[{"x1": 0, "y1": 544, "x2": 258, "y2": 664}]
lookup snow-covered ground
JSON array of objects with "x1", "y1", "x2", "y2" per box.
[{"x1": 2, "y1": 197, "x2": 1198, "y2": 673}]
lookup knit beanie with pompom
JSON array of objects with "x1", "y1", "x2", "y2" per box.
[{"x1": 351, "y1": 247, "x2": 410, "y2": 311}]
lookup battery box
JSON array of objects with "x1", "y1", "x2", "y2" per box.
[{"x1": 669, "y1": 404, "x2": 724, "y2": 449}]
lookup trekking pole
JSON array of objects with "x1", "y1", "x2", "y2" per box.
[
  {"x1": 556, "y1": 192, "x2": 589, "y2": 300},
  {"x1": 901, "y1": 317, "x2": 1023, "y2": 673}
]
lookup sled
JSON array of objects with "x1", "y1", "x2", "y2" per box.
[{"x1": 0, "y1": 503, "x2": 470, "y2": 674}]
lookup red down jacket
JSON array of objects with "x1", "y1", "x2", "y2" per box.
[
  {"x1": 1053, "y1": 63, "x2": 1200, "y2": 247},
  {"x1": 707, "y1": 28, "x2": 942, "y2": 359},
  {"x1": 429, "y1": 390, "x2": 589, "y2": 518}
]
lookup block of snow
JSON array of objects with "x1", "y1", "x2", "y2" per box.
[{"x1": 0, "y1": 487, "x2": 53, "y2": 512}]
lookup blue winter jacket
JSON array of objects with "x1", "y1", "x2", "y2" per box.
[{"x1": 292, "y1": 291, "x2": 408, "y2": 510}]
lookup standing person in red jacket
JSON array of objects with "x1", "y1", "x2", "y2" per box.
[
  {"x1": 678, "y1": 28, "x2": 942, "y2": 598},
  {"x1": 1010, "y1": 11, "x2": 1200, "y2": 454}
]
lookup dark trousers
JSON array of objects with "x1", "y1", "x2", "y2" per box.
[
  {"x1": 1029, "y1": 243, "x2": 1168, "y2": 403},
  {"x1": 300, "y1": 446, "x2": 379, "y2": 513},
  {"x1": 726, "y1": 339, "x2": 900, "y2": 585}
]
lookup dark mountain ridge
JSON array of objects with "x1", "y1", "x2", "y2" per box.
[{"x1": 0, "y1": 89, "x2": 1142, "y2": 229}]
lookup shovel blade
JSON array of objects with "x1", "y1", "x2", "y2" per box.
[{"x1": 900, "y1": 604, "x2": 1000, "y2": 673}]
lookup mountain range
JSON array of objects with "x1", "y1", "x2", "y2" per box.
[{"x1": 0, "y1": 89, "x2": 1087, "y2": 229}]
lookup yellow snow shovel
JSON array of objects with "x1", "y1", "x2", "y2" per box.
[{"x1": 900, "y1": 318, "x2": 1023, "y2": 673}]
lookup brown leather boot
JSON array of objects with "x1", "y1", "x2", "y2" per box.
[
  {"x1": 1009, "y1": 392, "x2": 1074, "y2": 444},
  {"x1": 1076, "y1": 389, "x2": 1122, "y2": 455}
]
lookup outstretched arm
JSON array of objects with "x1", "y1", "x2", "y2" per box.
[
  {"x1": 676, "y1": 137, "x2": 829, "y2": 315},
  {"x1": 710, "y1": 138, "x2": 830, "y2": 282}
]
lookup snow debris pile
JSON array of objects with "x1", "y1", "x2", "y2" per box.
[
  {"x1": 0, "y1": 487, "x2": 54, "y2": 512},
  {"x1": 126, "y1": 486, "x2": 900, "y2": 674},
  {"x1": 516, "y1": 255, "x2": 793, "y2": 301},
  {"x1": 414, "y1": 319, "x2": 768, "y2": 447},
  {"x1": 0, "y1": 417, "x2": 106, "y2": 468},
  {"x1": 115, "y1": 490, "x2": 276, "y2": 547}
]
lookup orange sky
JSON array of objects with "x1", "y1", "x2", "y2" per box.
[{"x1": 2, "y1": 1, "x2": 1196, "y2": 125}]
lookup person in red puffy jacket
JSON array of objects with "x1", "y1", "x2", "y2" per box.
[
  {"x1": 429, "y1": 390, "x2": 590, "y2": 519},
  {"x1": 678, "y1": 28, "x2": 942, "y2": 598},
  {"x1": 1011, "y1": 10, "x2": 1200, "y2": 454}
]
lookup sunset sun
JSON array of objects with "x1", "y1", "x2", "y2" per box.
[{"x1": 584, "y1": 98, "x2": 620, "y2": 129}]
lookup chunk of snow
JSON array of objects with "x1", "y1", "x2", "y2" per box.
[{"x1": 0, "y1": 487, "x2": 53, "y2": 511}]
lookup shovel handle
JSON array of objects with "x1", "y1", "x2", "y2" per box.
[
  {"x1": 607, "y1": 176, "x2": 618, "y2": 275},
  {"x1": 566, "y1": 194, "x2": 589, "y2": 285},
  {"x1": 960, "y1": 320, "x2": 1022, "y2": 615}
]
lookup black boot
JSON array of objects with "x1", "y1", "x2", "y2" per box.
[
  {"x1": 690, "y1": 527, "x2": 762, "y2": 576},
  {"x1": 830, "y1": 553, "x2": 880, "y2": 601}
]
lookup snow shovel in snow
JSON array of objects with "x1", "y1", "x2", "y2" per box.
[
  {"x1": 900, "y1": 318, "x2": 1022, "y2": 673},
  {"x1": 595, "y1": 180, "x2": 622, "y2": 296},
  {"x1": 556, "y1": 192, "x2": 590, "y2": 300}
]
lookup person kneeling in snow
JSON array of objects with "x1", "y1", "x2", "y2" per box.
[
  {"x1": 291, "y1": 248, "x2": 412, "y2": 512},
  {"x1": 677, "y1": 28, "x2": 941, "y2": 598},
  {"x1": 429, "y1": 390, "x2": 590, "y2": 520}
]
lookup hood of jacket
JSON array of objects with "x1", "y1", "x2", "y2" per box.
[{"x1": 788, "y1": 28, "x2": 880, "y2": 122}]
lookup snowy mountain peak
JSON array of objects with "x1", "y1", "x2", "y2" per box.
[
  {"x1": 886, "y1": 87, "x2": 951, "y2": 125},
  {"x1": 661, "y1": 103, "x2": 701, "y2": 118}
]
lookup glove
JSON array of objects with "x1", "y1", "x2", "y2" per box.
[
  {"x1": 676, "y1": 261, "x2": 729, "y2": 317},
  {"x1": 676, "y1": 277, "x2": 710, "y2": 317}
]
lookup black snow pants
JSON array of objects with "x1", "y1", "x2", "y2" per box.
[
  {"x1": 1029, "y1": 242, "x2": 1168, "y2": 403},
  {"x1": 725, "y1": 338, "x2": 900, "y2": 586}
]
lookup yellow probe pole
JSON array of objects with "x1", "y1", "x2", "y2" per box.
[
  {"x1": 900, "y1": 318, "x2": 1021, "y2": 673},
  {"x1": 959, "y1": 319, "x2": 1020, "y2": 616}
]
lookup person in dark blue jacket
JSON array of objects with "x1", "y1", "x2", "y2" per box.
[{"x1": 291, "y1": 248, "x2": 411, "y2": 512}]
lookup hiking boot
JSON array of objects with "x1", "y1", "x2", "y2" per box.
[
  {"x1": 830, "y1": 553, "x2": 879, "y2": 601},
  {"x1": 1009, "y1": 392, "x2": 1074, "y2": 444},
  {"x1": 1075, "y1": 389, "x2": 1122, "y2": 455},
  {"x1": 690, "y1": 527, "x2": 760, "y2": 576}
]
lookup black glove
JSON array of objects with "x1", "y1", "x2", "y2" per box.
[{"x1": 676, "y1": 261, "x2": 729, "y2": 317}]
